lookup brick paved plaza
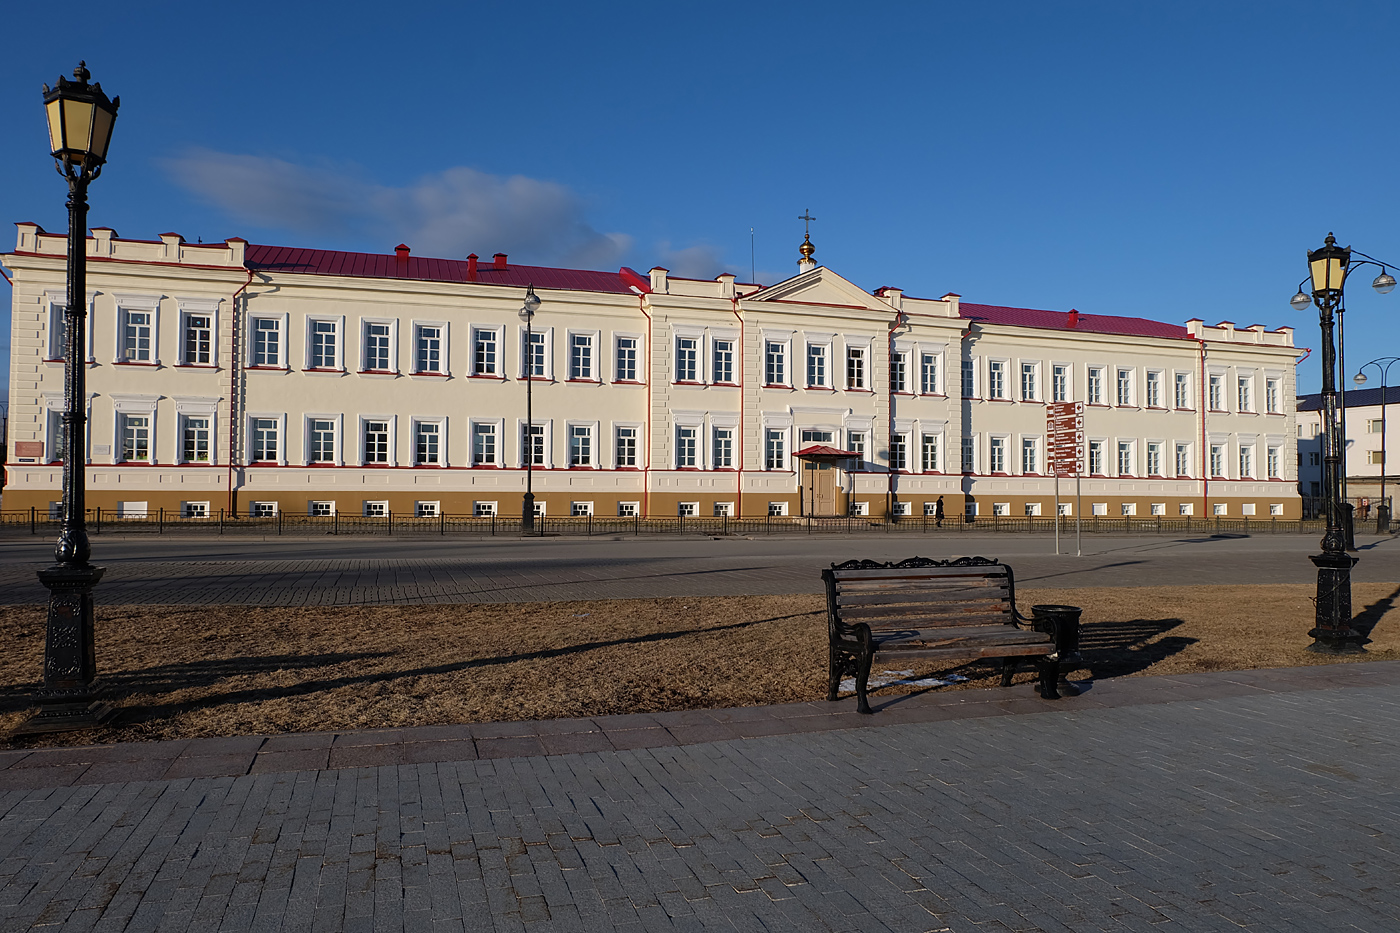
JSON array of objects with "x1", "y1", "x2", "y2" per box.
[{"x1": 0, "y1": 534, "x2": 1398, "y2": 930}]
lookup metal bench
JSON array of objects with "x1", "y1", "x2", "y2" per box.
[{"x1": 823, "y1": 556, "x2": 1060, "y2": 714}]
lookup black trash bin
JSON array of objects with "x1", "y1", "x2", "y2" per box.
[{"x1": 1031, "y1": 604, "x2": 1082, "y2": 692}]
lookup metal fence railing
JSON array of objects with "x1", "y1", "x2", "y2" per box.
[{"x1": 0, "y1": 508, "x2": 1344, "y2": 538}]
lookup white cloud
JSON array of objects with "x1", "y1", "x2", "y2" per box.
[{"x1": 163, "y1": 149, "x2": 633, "y2": 268}]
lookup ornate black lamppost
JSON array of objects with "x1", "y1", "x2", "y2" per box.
[
  {"x1": 1290, "y1": 234, "x2": 1396, "y2": 653},
  {"x1": 20, "y1": 62, "x2": 120, "y2": 733},
  {"x1": 1353, "y1": 356, "x2": 1400, "y2": 533},
  {"x1": 519, "y1": 285, "x2": 542, "y2": 532}
]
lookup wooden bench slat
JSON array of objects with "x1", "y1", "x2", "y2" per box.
[
  {"x1": 843, "y1": 605, "x2": 1012, "y2": 623},
  {"x1": 838, "y1": 593, "x2": 1011, "y2": 610},
  {"x1": 870, "y1": 626, "x2": 1048, "y2": 647},
  {"x1": 836, "y1": 583, "x2": 1008, "y2": 597},
  {"x1": 876, "y1": 642, "x2": 1055, "y2": 662}
]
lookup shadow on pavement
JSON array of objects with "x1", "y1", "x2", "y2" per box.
[
  {"x1": 1352, "y1": 583, "x2": 1400, "y2": 640},
  {"x1": 1073, "y1": 618, "x2": 1195, "y2": 679}
]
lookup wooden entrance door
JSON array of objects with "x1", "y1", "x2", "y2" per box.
[{"x1": 805, "y1": 461, "x2": 838, "y2": 515}]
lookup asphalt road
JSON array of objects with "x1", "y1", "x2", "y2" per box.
[{"x1": 2, "y1": 531, "x2": 1398, "y2": 605}]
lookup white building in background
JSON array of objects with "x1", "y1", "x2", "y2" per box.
[
  {"x1": 1297, "y1": 386, "x2": 1400, "y2": 511},
  {"x1": 4, "y1": 223, "x2": 1304, "y2": 519}
]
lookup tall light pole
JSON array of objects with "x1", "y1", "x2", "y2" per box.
[
  {"x1": 20, "y1": 62, "x2": 120, "y2": 733},
  {"x1": 1290, "y1": 234, "x2": 1396, "y2": 652},
  {"x1": 519, "y1": 285, "x2": 542, "y2": 532},
  {"x1": 1353, "y1": 356, "x2": 1400, "y2": 533}
]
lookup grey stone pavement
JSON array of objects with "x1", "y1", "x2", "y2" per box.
[
  {"x1": 1, "y1": 663, "x2": 1399, "y2": 932},
  {"x1": 2, "y1": 533, "x2": 1400, "y2": 930},
  {"x1": 3, "y1": 531, "x2": 1399, "y2": 605}
]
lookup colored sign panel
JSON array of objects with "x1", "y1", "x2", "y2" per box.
[{"x1": 1046, "y1": 401, "x2": 1084, "y2": 476}]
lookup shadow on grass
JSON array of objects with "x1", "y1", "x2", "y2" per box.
[
  {"x1": 6, "y1": 611, "x2": 821, "y2": 731},
  {"x1": 1351, "y1": 583, "x2": 1400, "y2": 640}
]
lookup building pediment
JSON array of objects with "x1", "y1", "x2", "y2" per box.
[{"x1": 745, "y1": 266, "x2": 896, "y2": 314}]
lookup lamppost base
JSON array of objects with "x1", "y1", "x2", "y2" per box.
[
  {"x1": 1308, "y1": 551, "x2": 1365, "y2": 653},
  {"x1": 13, "y1": 698, "x2": 115, "y2": 735},
  {"x1": 19, "y1": 562, "x2": 114, "y2": 734}
]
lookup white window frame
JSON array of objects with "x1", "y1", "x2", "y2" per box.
[
  {"x1": 1237, "y1": 373, "x2": 1255, "y2": 413},
  {"x1": 363, "y1": 500, "x2": 390, "y2": 517},
  {"x1": 846, "y1": 343, "x2": 868, "y2": 391},
  {"x1": 765, "y1": 337, "x2": 790, "y2": 387},
  {"x1": 675, "y1": 418, "x2": 702, "y2": 469},
  {"x1": 1021, "y1": 435, "x2": 1039, "y2": 475},
  {"x1": 177, "y1": 298, "x2": 220, "y2": 368},
  {"x1": 617, "y1": 502, "x2": 639, "y2": 517},
  {"x1": 250, "y1": 501, "x2": 278, "y2": 518},
  {"x1": 567, "y1": 330, "x2": 600, "y2": 382},
  {"x1": 305, "y1": 413, "x2": 343, "y2": 466},
  {"x1": 183, "y1": 501, "x2": 211, "y2": 519},
  {"x1": 1239, "y1": 443, "x2": 1256, "y2": 479},
  {"x1": 1115, "y1": 368, "x2": 1135, "y2": 407},
  {"x1": 988, "y1": 435, "x2": 1007, "y2": 473},
  {"x1": 113, "y1": 293, "x2": 161, "y2": 365},
  {"x1": 1019, "y1": 361, "x2": 1039, "y2": 402},
  {"x1": 1175, "y1": 371, "x2": 1193, "y2": 409},
  {"x1": 987, "y1": 359, "x2": 1007, "y2": 400},
  {"x1": 412, "y1": 418, "x2": 447, "y2": 467},
  {"x1": 248, "y1": 412, "x2": 287, "y2": 465},
  {"x1": 614, "y1": 422, "x2": 641, "y2": 469},
  {"x1": 360, "y1": 415, "x2": 397, "y2": 467},
  {"x1": 614, "y1": 332, "x2": 642, "y2": 383},
  {"x1": 674, "y1": 332, "x2": 702, "y2": 383},
  {"x1": 961, "y1": 435, "x2": 976, "y2": 473},
  {"x1": 519, "y1": 325, "x2": 553, "y2": 380},
  {"x1": 920, "y1": 431, "x2": 942, "y2": 473},
  {"x1": 306, "y1": 315, "x2": 345, "y2": 371},
  {"x1": 764, "y1": 425, "x2": 790, "y2": 471},
  {"x1": 1209, "y1": 372, "x2": 1226, "y2": 411},
  {"x1": 174, "y1": 396, "x2": 219, "y2": 465},
  {"x1": 1088, "y1": 439, "x2": 1105, "y2": 475},
  {"x1": 471, "y1": 419, "x2": 504, "y2": 466},
  {"x1": 360, "y1": 318, "x2": 398, "y2": 374},
  {"x1": 1145, "y1": 370, "x2": 1163, "y2": 408},
  {"x1": 1117, "y1": 439, "x2": 1135, "y2": 477},
  {"x1": 1175, "y1": 442, "x2": 1191, "y2": 478},
  {"x1": 711, "y1": 336, "x2": 736, "y2": 385},
  {"x1": 1265, "y1": 376, "x2": 1282, "y2": 414},
  {"x1": 309, "y1": 500, "x2": 337, "y2": 517},
  {"x1": 1146, "y1": 441, "x2": 1164, "y2": 477},
  {"x1": 519, "y1": 418, "x2": 553, "y2": 469},
  {"x1": 677, "y1": 501, "x2": 698, "y2": 517},
  {"x1": 44, "y1": 289, "x2": 96, "y2": 362},
  {"x1": 806, "y1": 342, "x2": 830, "y2": 388},
  {"x1": 711, "y1": 418, "x2": 738, "y2": 470},
  {"x1": 1086, "y1": 366, "x2": 1104, "y2": 405},
  {"x1": 471, "y1": 324, "x2": 504, "y2": 378},
  {"x1": 1051, "y1": 363, "x2": 1070, "y2": 402},
  {"x1": 961, "y1": 358, "x2": 977, "y2": 398},
  {"x1": 248, "y1": 313, "x2": 289, "y2": 369},
  {"x1": 415, "y1": 501, "x2": 439, "y2": 518},
  {"x1": 567, "y1": 421, "x2": 598, "y2": 468},
  {"x1": 890, "y1": 350, "x2": 909, "y2": 394},
  {"x1": 474, "y1": 501, "x2": 499, "y2": 517},
  {"x1": 920, "y1": 350, "x2": 942, "y2": 396},
  {"x1": 111, "y1": 393, "x2": 160, "y2": 464},
  {"x1": 413, "y1": 321, "x2": 450, "y2": 375},
  {"x1": 572, "y1": 501, "x2": 595, "y2": 517}
]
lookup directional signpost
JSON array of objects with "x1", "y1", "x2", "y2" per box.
[{"x1": 1047, "y1": 401, "x2": 1084, "y2": 556}]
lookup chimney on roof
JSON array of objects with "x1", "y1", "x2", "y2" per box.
[
  {"x1": 395, "y1": 244, "x2": 410, "y2": 263},
  {"x1": 467, "y1": 253, "x2": 478, "y2": 281},
  {"x1": 1067, "y1": 308, "x2": 1080, "y2": 327},
  {"x1": 494, "y1": 252, "x2": 508, "y2": 269}
]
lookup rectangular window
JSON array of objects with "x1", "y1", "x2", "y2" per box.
[
  {"x1": 182, "y1": 416, "x2": 211, "y2": 463},
  {"x1": 364, "y1": 501, "x2": 388, "y2": 517},
  {"x1": 183, "y1": 502, "x2": 209, "y2": 518},
  {"x1": 474, "y1": 328, "x2": 498, "y2": 376},
  {"x1": 570, "y1": 424, "x2": 593, "y2": 467},
  {"x1": 570, "y1": 333, "x2": 594, "y2": 380},
  {"x1": 615, "y1": 425, "x2": 637, "y2": 467},
  {"x1": 473, "y1": 423, "x2": 497, "y2": 465},
  {"x1": 1022, "y1": 437, "x2": 1038, "y2": 474},
  {"x1": 1210, "y1": 444, "x2": 1225, "y2": 477},
  {"x1": 183, "y1": 315, "x2": 212, "y2": 365},
  {"x1": 49, "y1": 303, "x2": 67, "y2": 359},
  {"x1": 253, "y1": 418, "x2": 279, "y2": 462},
  {"x1": 1146, "y1": 371, "x2": 1162, "y2": 408},
  {"x1": 1087, "y1": 367, "x2": 1103, "y2": 404},
  {"x1": 1052, "y1": 364, "x2": 1068, "y2": 402},
  {"x1": 1209, "y1": 374, "x2": 1224, "y2": 410},
  {"x1": 1266, "y1": 378, "x2": 1281, "y2": 413},
  {"x1": 1117, "y1": 441, "x2": 1133, "y2": 476},
  {"x1": 253, "y1": 318, "x2": 281, "y2": 367},
  {"x1": 1238, "y1": 377, "x2": 1252, "y2": 412},
  {"x1": 765, "y1": 341, "x2": 786, "y2": 385},
  {"x1": 310, "y1": 319, "x2": 338, "y2": 369},
  {"x1": 1370, "y1": 418, "x2": 1385, "y2": 433},
  {"x1": 713, "y1": 428, "x2": 734, "y2": 468},
  {"x1": 920, "y1": 354, "x2": 938, "y2": 395},
  {"x1": 47, "y1": 410, "x2": 65, "y2": 463},
  {"x1": 890, "y1": 434, "x2": 907, "y2": 471},
  {"x1": 416, "y1": 501, "x2": 438, "y2": 518},
  {"x1": 847, "y1": 347, "x2": 865, "y2": 389},
  {"x1": 474, "y1": 501, "x2": 497, "y2": 517},
  {"x1": 120, "y1": 310, "x2": 152, "y2": 362},
  {"x1": 1146, "y1": 442, "x2": 1162, "y2": 476},
  {"x1": 616, "y1": 336, "x2": 637, "y2": 381},
  {"x1": 1089, "y1": 440, "x2": 1104, "y2": 474},
  {"x1": 252, "y1": 502, "x2": 277, "y2": 517},
  {"x1": 1175, "y1": 443, "x2": 1190, "y2": 477},
  {"x1": 987, "y1": 361, "x2": 1005, "y2": 399},
  {"x1": 416, "y1": 325, "x2": 443, "y2": 373},
  {"x1": 618, "y1": 502, "x2": 638, "y2": 517},
  {"x1": 848, "y1": 431, "x2": 866, "y2": 462},
  {"x1": 806, "y1": 344, "x2": 827, "y2": 387},
  {"x1": 961, "y1": 436, "x2": 975, "y2": 472},
  {"x1": 1267, "y1": 446, "x2": 1281, "y2": 478},
  {"x1": 713, "y1": 340, "x2": 734, "y2": 383},
  {"x1": 364, "y1": 421, "x2": 389, "y2": 464},
  {"x1": 769, "y1": 501, "x2": 787, "y2": 517},
  {"x1": 523, "y1": 331, "x2": 546, "y2": 378},
  {"x1": 1372, "y1": 450, "x2": 1387, "y2": 465},
  {"x1": 1175, "y1": 372, "x2": 1191, "y2": 408},
  {"x1": 890, "y1": 353, "x2": 907, "y2": 393},
  {"x1": 676, "y1": 336, "x2": 699, "y2": 382},
  {"x1": 364, "y1": 322, "x2": 392, "y2": 371},
  {"x1": 1122, "y1": 503, "x2": 1136, "y2": 516},
  {"x1": 921, "y1": 434, "x2": 939, "y2": 473},
  {"x1": 120, "y1": 414, "x2": 151, "y2": 462},
  {"x1": 1239, "y1": 446, "x2": 1254, "y2": 478},
  {"x1": 989, "y1": 436, "x2": 1006, "y2": 473},
  {"x1": 1021, "y1": 363, "x2": 1036, "y2": 401},
  {"x1": 415, "y1": 422, "x2": 441, "y2": 465},
  {"x1": 677, "y1": 426, "x2": 698, "y2": 468},
  {"x1": 1150, "y1": 502, "x2": 1166, "y2": 516},
  {"x1": 310, "y1": 501, "x2": 335, "y2": 517},
  {"x1": 765, "y1": 429, "x2": 786, "y2": 470},
  {"x1": 523, "y1": 424, "x2": 546, "y2": 466},
  {"x1": 677, "y1": 502, "x2": 697, "y2": 517},
  {"x1": 1116, "y1": 369, "x2": 1132, "y2": 406},
  {"x1": 714, "y1": 502, "x2": 732, "y2": 517},
  {"x1": 962, "y1": 359, "x2": 975, "y2": 397},
  {"x1": 572, "y1": 501, "x2": 594, "y2": 517},
  {"x1": 309, "y1": 419, "x2": 336, "y2": 463}
]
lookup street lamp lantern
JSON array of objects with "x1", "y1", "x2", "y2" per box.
[
  {"x1": 18, "y1": 63, "x2": 120, "y2": 734},
  {"x1": 1292, "y1": 233, "x2": 1398, "y2": 653}
]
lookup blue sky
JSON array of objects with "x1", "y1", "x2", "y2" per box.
[{"x1": 4, "y1": 1, "x2": 1400, "y2": 410}]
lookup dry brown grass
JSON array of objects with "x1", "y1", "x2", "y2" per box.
[{"x1": 3, "y1": 583, "x2": 1398, "y2": 748}]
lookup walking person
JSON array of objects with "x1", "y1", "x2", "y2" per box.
[{"x1": 935, "y1": 495, "x2": 945, "y2": 528}]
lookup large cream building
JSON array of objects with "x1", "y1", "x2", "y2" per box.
[{"x1": 3, "y1": 223, "x2": 1303, "y2": 520}]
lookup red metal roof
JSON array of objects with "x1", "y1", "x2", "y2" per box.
[
  {"x1": 244, "y1": 244, "x2": 640, "y2": 295},
  {"x1": 795, "y1": 445, "x2": 858, "y2": 459},
  {"x1": 959, "y1": 303, "x2": 1190, "y2": 340}
]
